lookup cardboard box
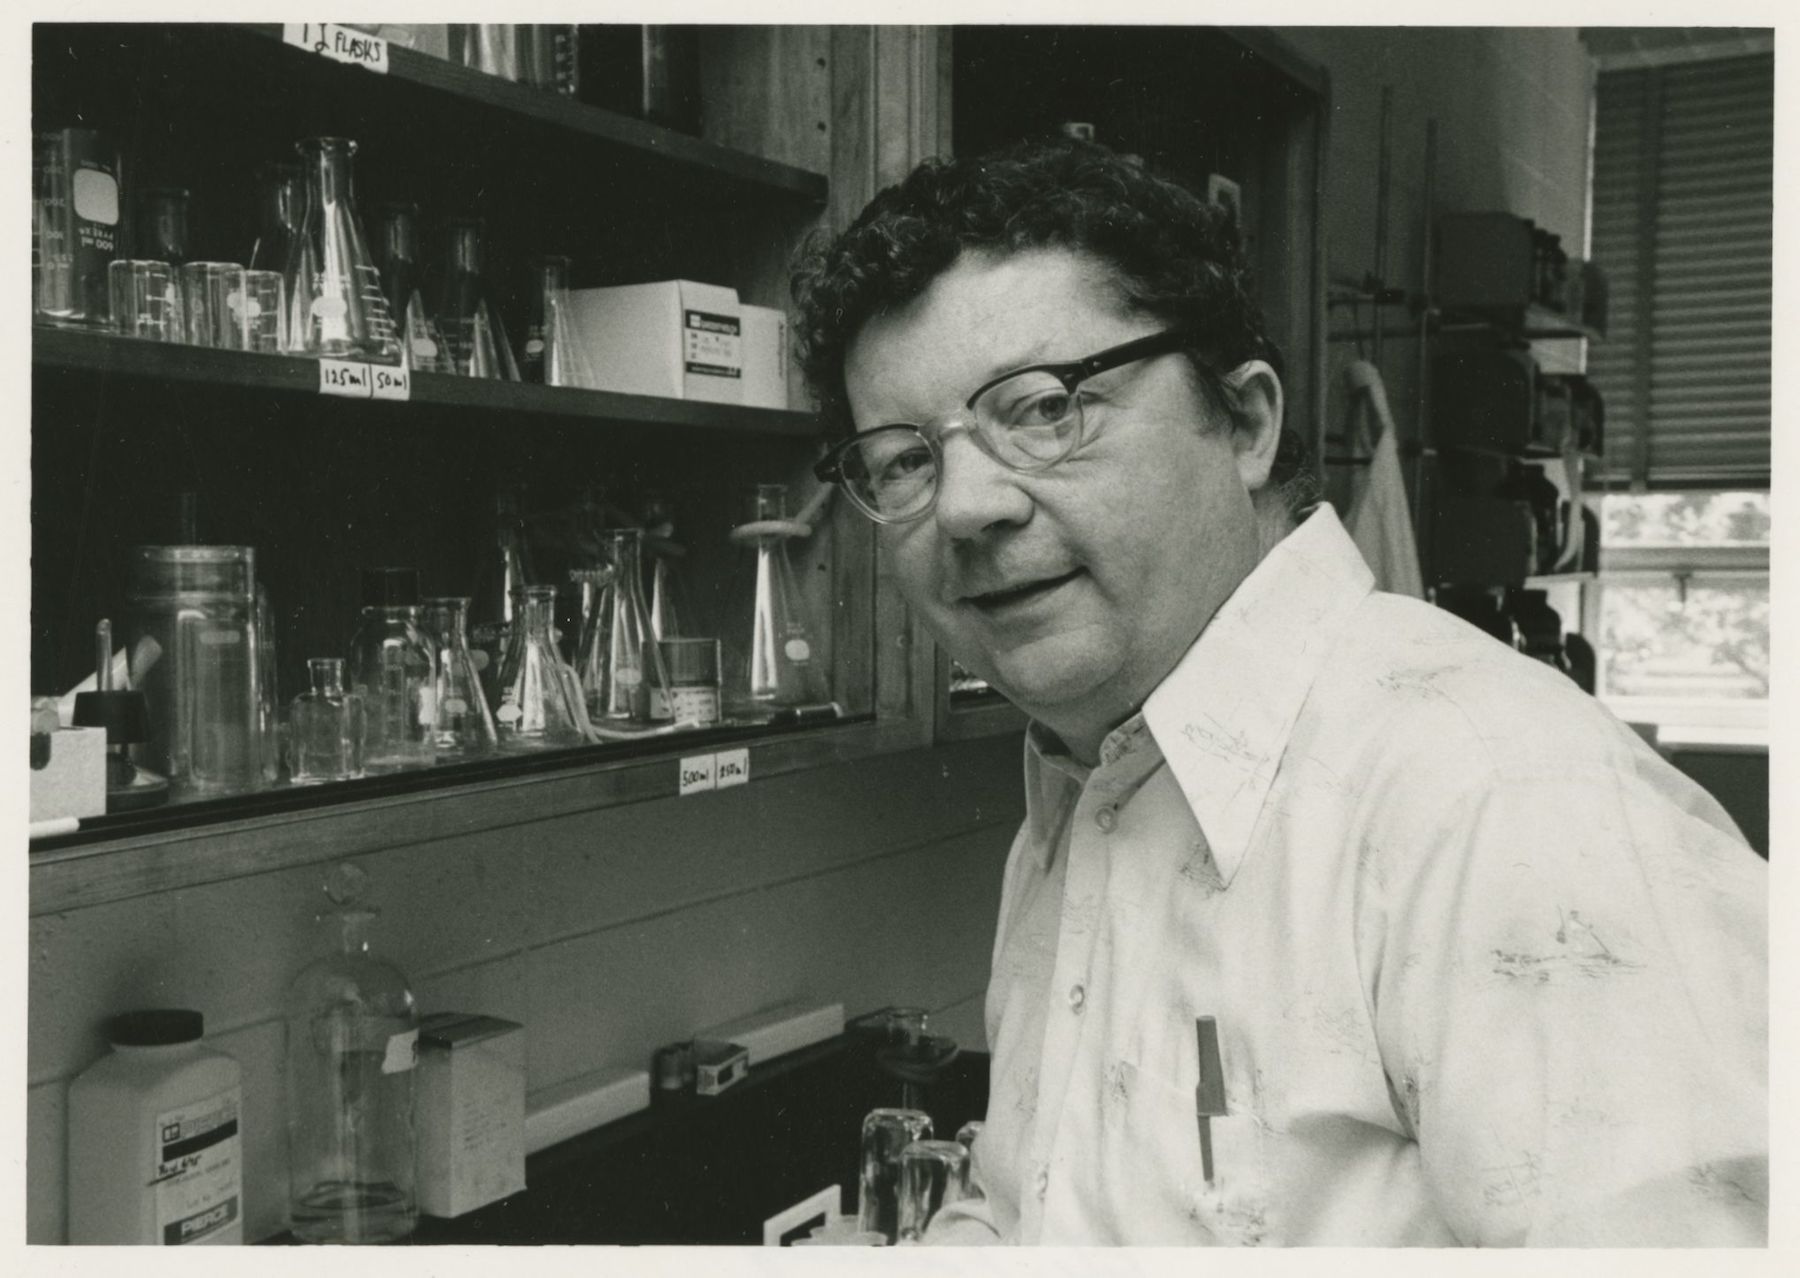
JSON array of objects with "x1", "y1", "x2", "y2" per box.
[
  {"x1": 29, "y1": 726, "x2": 106, "y2": 823},
  {"x1": 569, "y1": 280, "x2": 742, "y2": 403},
  {"x1": 416, "y1": 1013, "x2": 526, "y2": 1218},
  {"x1": 739, "y1": 303, "x2": 790, "y2": 409}
]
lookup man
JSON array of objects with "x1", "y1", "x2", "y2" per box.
[{"x1": 794, "y1": 140, "x2": 1767, "y2": 1246}]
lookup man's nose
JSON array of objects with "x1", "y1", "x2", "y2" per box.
[{"x1": 931, "y1": 426, "x2": 1034, "y2": 540}]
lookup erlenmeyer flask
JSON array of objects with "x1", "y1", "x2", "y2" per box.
[
  {"x1": 248, "y1": 163, "x2": 303, "y2": 274},
  {"x1": 282, "y1": 137, "x2": 402, "y2": 364},
  {"x1": 450, "y1": 25, "x2": 521, "y2": 81},
  {"x1": 494, "y1": 585, "x2": 585, "y2": 751},
  {"x1": 468, "y1": 487, "x2": 536, "y2": 705},
  {"x1": 521, "y1": 254, "x2": 596, "y2": 389},
  {"x1": 575, "y1": 529, "x2": 672, "y2": 726},
  {"x1": 727, "y1": 484, "x2": 832, "y2": 717},
  {"x1": 372, "y1": 203, "x2": 451, "y2": 375},
  {"x1": 421, "y1": 597, "x2": 497, "y2": 760},
  {"x1": 431, "y1": 216, "x2": 519, "y2": 380},
  {"x1": 641, "y1": 490, "x2": 690, "y2": 641}
]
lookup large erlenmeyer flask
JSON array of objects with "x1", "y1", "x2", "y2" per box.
[
  {"x1": 494, "y1": 585, "x2": 585, "y2": 751},
  {"x1": 282, "y1": 137, "x2": 402, "y2": 364},
  {"x1": 431, "y1": 216, "x2": 519, "y2": 380},
  {"x1": 372, "y1": 202, "x2": 451, "y2": 375},
  {"x1": 421, "y1": 596, "x2": 497, "y2": 760},
  {"x1": 575, "y1": 529, "x2": 671, "y2": 726},
  {"x1": 521, "y1": 254, "x2": 596, "y2": 388},
  {"x1": 641, "y1": 490, "x2": 690, "y2": 641},
  {"x1": 726, "y1": 484, "x2": 832, "y2": 717}
]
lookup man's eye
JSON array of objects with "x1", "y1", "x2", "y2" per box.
[
  {"x1": 997, "y1": 388, "x2": 1074, "y2": 429},
  {"x1": 873, "y1": 445, "x2": 934, "y2": 485}
]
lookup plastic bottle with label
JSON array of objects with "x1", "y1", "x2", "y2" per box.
[{"x1": 68, "y1": 1009, "x2": 244, "y2": 1245}]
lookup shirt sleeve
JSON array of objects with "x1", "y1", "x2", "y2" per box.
[{"x1": 1368, "y1": 761, "x2": 1768, "y2": 1246}]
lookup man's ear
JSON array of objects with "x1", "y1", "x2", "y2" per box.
[{"x1": 1223, "y1": 360, "x2": 1285, "y2": 493}]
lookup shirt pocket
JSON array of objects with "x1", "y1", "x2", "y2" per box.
[{"x1": 1125, "y1": 1061, "x2": 1276, "y2": 1246}]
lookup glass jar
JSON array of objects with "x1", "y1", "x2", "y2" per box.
[
  {"x1": 288, "y1": 657, "x2": 365, "y2": 784},
  {"x1": 346, "y1": 568, "x2": 437, "y2": 774}
]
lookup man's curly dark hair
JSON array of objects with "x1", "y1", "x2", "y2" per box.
[{"x1": 791, "y1": 138, "x2": 1320, "y2": 518}]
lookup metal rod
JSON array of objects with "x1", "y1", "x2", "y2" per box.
[
  {"x1": 1373, "y1": 84, "x2": 1394, "y2": 366},
  {"x1": 1413, "y1": 118, "x2": 1439, "y2": 580}
]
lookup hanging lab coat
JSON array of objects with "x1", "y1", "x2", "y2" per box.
[{"x1": 1342, "y1": 359, "x2": 1425, "y2": 598}]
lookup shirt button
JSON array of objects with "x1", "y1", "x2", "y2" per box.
[
  {"x1": 1068, "y1": 983, "x2": 1086, "y2": 1012},
  {"x1": 1035, "y1": 1168, "x2": 1050, "y2": 1198},
  {"x1": 1094, "y1": 806, "x2": 1117, "y2": 833}
]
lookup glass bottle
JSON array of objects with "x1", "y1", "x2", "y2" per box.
[
  {"x1": 289, "y1": 657, "x2": 366, "y2": 784},
  {"x1": 135, "y1": 186, "x2": 191, "y2": 265},
  {"x1": 430, "y1": 215, "x2": 519, "y2": 380},
  {"x1": 494, "y1": 584, "x2": 585, "y2": 750},
  {"x1": 726, "y1": 484, "x2": 832, "y2": 717},
  {"x1": 346, "y1": 567, "x2": 437, "y2": 774},
  {"x1": 248, "y1": 162, "x2": 303, "y2": 274},
  {"x1": 285, "y1": 863, "x2": 419, "y2": 1245},
  {"x1": 521, "y1": 253, "x2": 595, "y2": 388},
  {"x1": 421, "y1": 596, "x2": 497, "y2": 760},
  {"x1": 371, "y1": 202, "x2": 451, "y2": 375},
  {"x1": 282, "y1": 137, "x2": 402, "y2": 365},
  {"x1": 468, "y1": 487, "x2": 536, "y2": 703},
  {"x1": 575, "y1": 529, "x2": 672, "y2": 726}
]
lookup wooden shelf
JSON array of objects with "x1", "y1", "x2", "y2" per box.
[
  {"x1": 1439, "y1": 302, "x2": 1604, "y2": 343},
  {"x1": 1523, "y1": 571, "x2": 1597, "y2": 587},
  {"x1": 34, "y1": 327, "x2": 820, "y2": 438}
]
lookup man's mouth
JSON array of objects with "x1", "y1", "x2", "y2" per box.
[{"x1": 965, "y1": 568, "x2": 1083, "y2": 612}]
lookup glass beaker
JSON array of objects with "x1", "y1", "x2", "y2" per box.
[
  {"x1": 282, "y1": 137, "x2": 402, "y2": 365},
  {"x1": 726, "y1": 484, "x2": 832, "y2": 718},
  {"x1": 346, "y1": 568, "x2": 437, "y2": 774},
  {"x1": 285, "y1": 863, "x2": 419, "y2": 1244},
  {"x1": 371, "y1": 202, "x2": 451, "y2": 375},
  {"x1": 858, "y1": 1108, "x2": 933, "y2": 1244},
  {"x1": 248, "y1": 162, "x2": 304, "y2": 274},
  {"x1": 521, "y1": 254, "x2": 595, "y2": 388},
  {"x1": 289, "y1": 657, "x2": 366, "y2": 784},
  {"x1": 430, "y1": 216, "x2": 519, "y2": 379},
  {"x1": 494, "y1": 585, "x2": 585, "y2": 750},
  {"x1": 35, "y1": 127, "x2": 121, "y2": 327},
  {"x1": 421, "y1": 597, "x2": 497, "y2": 761},
  {"x1": 125, "y1": 546, "x2": 270, "y2": 798},
  {"x1": 575, "y1": 529, "x2": 672, "y2": 726},
  {"x1": 895, "y1": 1140, "x2": 971, "y2": 1243},
  {"x1": 108, "y1": 259, "x2": 181, "y2": 341}
]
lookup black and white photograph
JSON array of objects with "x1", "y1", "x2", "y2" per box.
[{"x1": 16, "y1": 2, "x2": 1780, "y2": 1262}]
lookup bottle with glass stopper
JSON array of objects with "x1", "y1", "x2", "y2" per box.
[
  {"x1": 345, "y1": 568, "x2": 437, "y2": 774},
  {"x1": 282, "y1": 137, "x2": 401, "y2": 364},
  {"x1": 285, "y1": 862, "x2": 419, "y2": 1244},
  {"x1": 421, "y1": 596, "x2": 497, "y2": 760},
  {"x1": 288, "y1": 657, "x2": 366, "y2": 784},
  {"x1": 725, "y1": 483, "x2": 832, "y2": 718},
  {"x1": 494, "y1": 584, "x2": 586, "y2": 750}
]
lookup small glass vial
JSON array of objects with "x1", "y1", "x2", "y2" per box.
[
  {"x1": 346, "y1": 567, "x2": 437, "y2": 774},
  {"x1": 68, "y1": 1009, "x2": 244, "y2": 1245},
  {"x1": 288, "y1": 657, "x2": 366, "y2": 783}
]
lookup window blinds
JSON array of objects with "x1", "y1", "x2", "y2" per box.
[{"x1": 1588, "y1": 53, "x2": 1772, "y2": 489}]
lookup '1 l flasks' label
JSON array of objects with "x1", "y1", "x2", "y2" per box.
[{"x1": 154, "y1": 1088, "x2": 242, "y2": 1245}]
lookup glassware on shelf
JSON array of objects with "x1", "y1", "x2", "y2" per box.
[
  {"x1": 282, "y1": 137, "x2": 402, "y2": 365},
  {"x1": 249, "y1": 162, "x2": 304, "y2": 274},
  {"x1": 574, "y1": 529, "x2": 672, "y2": 727},
  {"x1": 134, "y1": 186, "x2": 191, "y2": 266},
  {"x1": 288, "y1": 658, "x2": 366, "y2": 784},
  {"x1": 468, "y1": 487, "x2": 536, "y2": 702},
  {"x1": 242, "y1": 268, "x2": 285, "y2": 353},
  {"x1": 653, "y1": 637, "x2": 722, "y2": 728},
  {"x1": 70, "y1": 618, "x2": 170, "y2": 812},
  {"x1": 494, "y1": 584, "x2": 586, "y2": 751},
  {"x1": 895, "y1": 1140, "x2": 971, "y2": 1243},
  {"x1": 34, "y1": 127, "x2": 121, "y2": 327},
  {"x1": 641, "y1": 490, "x2": 689, "y2": 641},
  {"x1": 285, "y1": 862, "x2": 419, "y2": 1245},
  {"x1": 346, "y1": 567, "x2": 437, "y2": 775},
  {"x1": 371, "y1": 202, "x2": 451, "y2": 375},
  {"x1": 449, "y1": 24, "x2": 520, "y2": 81},
  {"x1": 858, "y1": 1108, "x2": 933, "y2": 1244},
  {"x1": 179, "y1": 261, "x2": 249, "y2": 350},
  {"x1": 108, "y1": 259, "x2": 181, "y2": 341},
  {"x1": 725, "y1": 484, "x2": 833, "y2": 719},
  {"x1": 521, "y1": 254, "x2": 596, "y2": 388},
  {"x1": 519, "y1": 25, "x2": 580, "y2": 96},
  {"x1": 420, "y1": 596, "x2": 497, "y2": 761},
  {"x1": 430, "y1": 216, "x2": 519, "y2": 380}
]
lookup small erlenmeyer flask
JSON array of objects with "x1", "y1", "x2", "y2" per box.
[
  {"x1": 431, "y1": 216, "x2": 519, "y2": 380},
  {"x1": 372, "y1": 202, "x2": 452, "y2": 375},
  {"x1": 494, "y1": 585, "x2": 585, "y2": 751},
  {"x1": 422, "y1": 597, "x2": 497, "y2": 760},
  {"x1": 576, "y1": 529, "x2": 673, "y2": 726},
  {"x1": 521, "y1": 254, "x2": 596, "y2": 389},
  {"x1": 282, "y1": 137, "x2": 402, "y2": 365},
  {"x1": 726, "y1": 484, "x2": 833, "y2": 717}
]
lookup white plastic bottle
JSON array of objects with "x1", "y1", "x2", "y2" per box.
[{"x1": 67, "y1": 1009, "x2": 244, "y2": 1245}]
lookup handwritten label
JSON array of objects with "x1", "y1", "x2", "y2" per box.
[
  {"x1": 370, "y1": 361, "x2": 411, "y2": 401},
  {"x1": 679, "y1": 754, "x2": 717, "y2": 796},
  {"x1": 282, "y1": 23, "x2": 389, "y2": 73},
  {"x1": 381, "y1": 1029, "x2": 418, "y2": 1075},
  {"x1": 715, "y1": 748, "x2": 750, "y2": 789},
  {"x1": 318, "y1": 358, "x2": 372, "y2": 399}
]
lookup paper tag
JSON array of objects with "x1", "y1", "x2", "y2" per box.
[
  {"x1": 283, "y1": 23, "x2": 390, "y2": 73},
  {"x1": 153, "y1": 1088, "x2": 241, "y2": 1246},
  {"x1": 370, "y1": 361, "x2": 411, "y2": 401},
  {"x1": 381, "y1": 1028, "x2": 419, "y2": 1075},
  {"x1": 679, "y1": 754, "x2": 717, "y2": 796},
  {"x1": 318, "y1": 359, "x2": 372, "y2": 399},
  {"x1": 715, "y1": 748, "x2": 750, "y2": 789}
]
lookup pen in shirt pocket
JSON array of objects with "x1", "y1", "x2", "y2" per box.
[{"x1": 1195, "y1": 1015, "x2": 1227, "y2": 1184}]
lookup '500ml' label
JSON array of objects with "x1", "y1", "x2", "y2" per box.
[{"x1": 154, "y1": 1088, "x2": 242, "y2": 1245}]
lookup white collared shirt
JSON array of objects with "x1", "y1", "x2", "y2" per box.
[{"x1": 927, "y1": 506, "x2": 1766, "y2": 1246}]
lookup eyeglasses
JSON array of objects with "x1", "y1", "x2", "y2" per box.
[{"x1": 814, "y1": 328, "x2": 1194, "y2": 524}]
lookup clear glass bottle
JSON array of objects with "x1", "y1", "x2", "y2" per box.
[
  {"x1": 289, "y1": 657, "x2": 366, "y2": 784},
  {"x1": 285, "y1": 863, "x2": 419, "y2": 1245},
  {"x1": 346, "y1": 568, "x2": 437, "y2": 774},
  {"x1": 371, "y1": 202, "x2": 451, "y2": 375},
  {"x1": 430, "y1": 216, "x2": 518, "y2": 380},
  {"x1": 521, "y1": 254, "x2": 595, "y2": 388},
  {"x1": 726, "y1": 484, "x2": 832, "y2": 717},
  {"x1": 421, "y1": 596, "x2": 497, "y2": 760},
  {"x1": 282, "y1": 137, "x2": 401, "y2": 364},
  {"x1": 495, "y1": 584, "x2": 586, "y2": 750},
  {"x1": 576, "y1": 529, "x2": 672, "y2": 726}
]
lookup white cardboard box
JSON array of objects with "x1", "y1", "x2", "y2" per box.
[
  {"x1": 416, "y1": 1013, "x2": 526, "y2": 1219},
  {"x1": 569, "y1": 280, "x2": 742, "y2": 403},
  {"x1": 739, "y1": 303, "x2": 790, "y2": 409},
  {"x1": 29, "y1": 726, "x2": 106, "y2": 823}
]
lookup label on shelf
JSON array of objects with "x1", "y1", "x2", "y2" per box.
[
  {"x1": 282, "y1": 24, "x2": 390, "y2": 73},
  {"x1": 679, "y1": 754, "x2": 717, "y2": 796},
  {"x1": 715, "y1": 748, "x2": 750, "y2": 789},
  {"x1": 370, "y1": 362, "x2": 411, "y2": 402},
  {"x1": 317, "y1": 359, "x2": 372, "y2": 399}
]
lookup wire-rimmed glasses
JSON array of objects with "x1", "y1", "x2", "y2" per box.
[{"x1": 814, "y1": 328, "x2": 1193, "y2": 524}]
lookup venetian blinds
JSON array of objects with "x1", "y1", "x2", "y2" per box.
[{"x1": 1587, "y1": 53, "x2": 1772, "y2": 489}]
